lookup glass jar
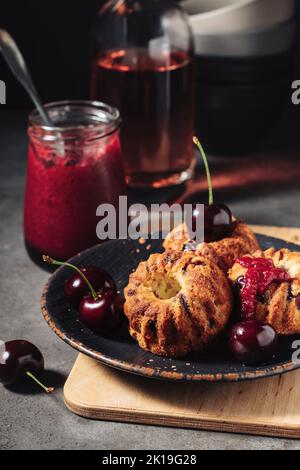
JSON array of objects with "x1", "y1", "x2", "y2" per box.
[
  {"x1": 91, "y1": 0, "x2": 196, "y2": 188},
  {"x1": 24, "y1": 100, "x2": 126, "y2": 266}
]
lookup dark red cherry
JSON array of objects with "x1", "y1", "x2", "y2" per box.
[
  {"x1": 192, "y1": 137, "x2": 232, "y2": 243},
  {"x1": 43, "y1": 255, "x2": 122, "y2": 336},
  {"x1": 191, "y1": 203, "x2": 232, "y2": 243},
  {"x1": 43, "y1": 256, "x2": 116, "y2": 306},
  {"x1": 0, "y1": 340, "x2": 54, "y2": 392},
  {"x1": 79, "y1": 291, "x2": 122, "y2": 335},
  {"x1": 64, "y1": 266, "x2": 116, "y2": 306},
  {"x1": 204, "y1": 203, "x2": 232, "y2": 242},
  {"x1": 229, "y1": 320, "x2": 278, "y2": 365}
]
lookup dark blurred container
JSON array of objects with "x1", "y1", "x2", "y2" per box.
[
  {"x1": 181, "y1": 0, "x2": 296, "y2": 155},
  {"x1": 196, "y1": 49, "x2": 295, "y2": 155}
]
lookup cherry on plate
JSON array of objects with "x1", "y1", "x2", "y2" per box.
[
  {"x1": 229, "y1": 320, "x2": 278, "y2": 365},
  {"x1": 43, "y1": 255, "x2": 116, "y2": 306},
  {"x1": 64, "y1": 266, "x2": 116, "y2": 306},
  {"x1": 43, "y1": 255, "x2": 123, "y2": 336},
  {"x1": 79, "y1": 291, "x2": 123, "y2": 335}
]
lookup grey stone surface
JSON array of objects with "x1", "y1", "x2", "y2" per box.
[{"x1": 1, "y1": 110, "x2": 300, "y2": 450}]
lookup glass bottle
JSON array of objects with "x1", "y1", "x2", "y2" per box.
[{"x1": 91, "y1": 0, "x2": 196, "y2": 188}]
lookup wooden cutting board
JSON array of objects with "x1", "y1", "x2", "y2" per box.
[{"x1": 64, "y1": 226, "x2": 300, "y2": 438}]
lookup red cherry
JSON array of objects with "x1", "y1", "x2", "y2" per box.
[
  {"x1": 43, "y1": 255, "x2": 123, "y2": 336},
  {"x1": 204, "y1": 203, "x2": 232, "y2": 242},
  {"x1": 43, "y1": 256, "x2": 116, "y2": 307},
  {"x1": 192, "y1": 137, "x2": 232, "y2": 243},
  {"x1": 0, "y1": 340, "x2": 54, "y2": 393},
  {"x1": 229, "y1": 320, "x2": 278, "y2": 365},
  {"x1": 64, "y1": 266, "x2": 116, "y2": 306},
  {"x1": 191, "y1": 203, "x2": 233, "y2": 243},
  {"x1": 79, "y1": 291, "x2": 122, "y2": 335}
]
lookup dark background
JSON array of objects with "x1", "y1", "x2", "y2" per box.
[
  {"x1": 0, "y1": 0, "x2": 299, "y2": 104},
  {"x1": 0, "y1": 0, "x2": 106, "y2": 106},
  {"x1": 1, "y1": 0, "x2": 300, "y2": 152},
  {"x1": 1, "y1": 3, "x2": 300, "y2": 452}
]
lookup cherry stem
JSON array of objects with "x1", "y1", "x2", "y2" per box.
[
  {"x1": 26, "y1": 371, "x2": 55, "y2": 394},
  {"x1": 43, "y1": 255, "x2": 98, "y2": 301},
  {"x1": 193, "y1": 136, "x2": 214, "y2": 205}
]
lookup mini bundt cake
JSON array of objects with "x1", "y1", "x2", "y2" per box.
[
  {"x1": 229, "y1": 248, "x2": 300, "y2": 335},
  {"x1": 163, "y1": 220, "x2": 259, "y2": 272},
  {"x1": 124, "y1": 250, "x2": 232, "y2": 358}
]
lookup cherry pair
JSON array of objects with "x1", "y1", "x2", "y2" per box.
[{"x1": 43, "y1": 256, "x2": 123, "y2": 335}]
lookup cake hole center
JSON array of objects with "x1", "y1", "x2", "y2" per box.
[{"x1": 151, "y1": 274, "x2": 181, "y2": 300}]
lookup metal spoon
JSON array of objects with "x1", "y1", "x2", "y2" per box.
[{"x1": 0, "y1": 29, "x2": 52, "y2": 127}]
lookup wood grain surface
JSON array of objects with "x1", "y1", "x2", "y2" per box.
[{"x1": 64, "y1": 226, "x2": 300, "y2": 438}]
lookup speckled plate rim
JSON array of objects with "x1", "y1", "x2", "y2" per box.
[{"x1": 41, "y1": 235, "x2": 300, "y2": 382}]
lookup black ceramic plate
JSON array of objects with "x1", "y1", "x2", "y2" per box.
[{"x1": 41, "y1": 235, "x2": 300, "y2": 382}]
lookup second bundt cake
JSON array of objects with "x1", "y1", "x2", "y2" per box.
[
  {"x1": 163, "y1": 220, "x2": 260, "y2": 272},
  {"x1": 124, "y1": 250, "x2": 232, "y2": 358},
  {"x1": 229, "y1": 248, "x2": 300, "y2": 335}
]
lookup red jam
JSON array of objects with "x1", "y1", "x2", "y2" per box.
[
  {"x1": 236, "y1": 257, "x2": 290, "y2": 319},
  {"x1": 237, "y1": 257, "x2": 274, "y2": 270},
  {"x1": 24, "y1": 135, "x2": 125, "y2": 261},
  {"x1": 24, "y1": 104, "x2": 126, "y2": 265}
]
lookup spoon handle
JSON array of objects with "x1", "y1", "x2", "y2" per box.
[{"x1": 0, "y1": 29, "x2": 52, "y2": 127}]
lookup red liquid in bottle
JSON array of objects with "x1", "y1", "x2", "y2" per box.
[
  {"x1": 24, "y1": 133, "x2": 126, "y2": 264},
  {"x1": 91, "y1": 49, "x2": 195, "y2": 187}
]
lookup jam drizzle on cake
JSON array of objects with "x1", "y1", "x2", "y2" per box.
[{"x1": 236, "y1": 256, "x2": 290, "y2": 319}]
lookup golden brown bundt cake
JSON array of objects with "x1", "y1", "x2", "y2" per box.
[
  {"x1": 228, "y1": 247, "x2": 300, "y2": 335},
  {"x1": 124, "y1": 250, "x2": 233, "y2": 358},
  {"x1": 163, "y1": 220, "x2": 260, "y2": 272}
]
